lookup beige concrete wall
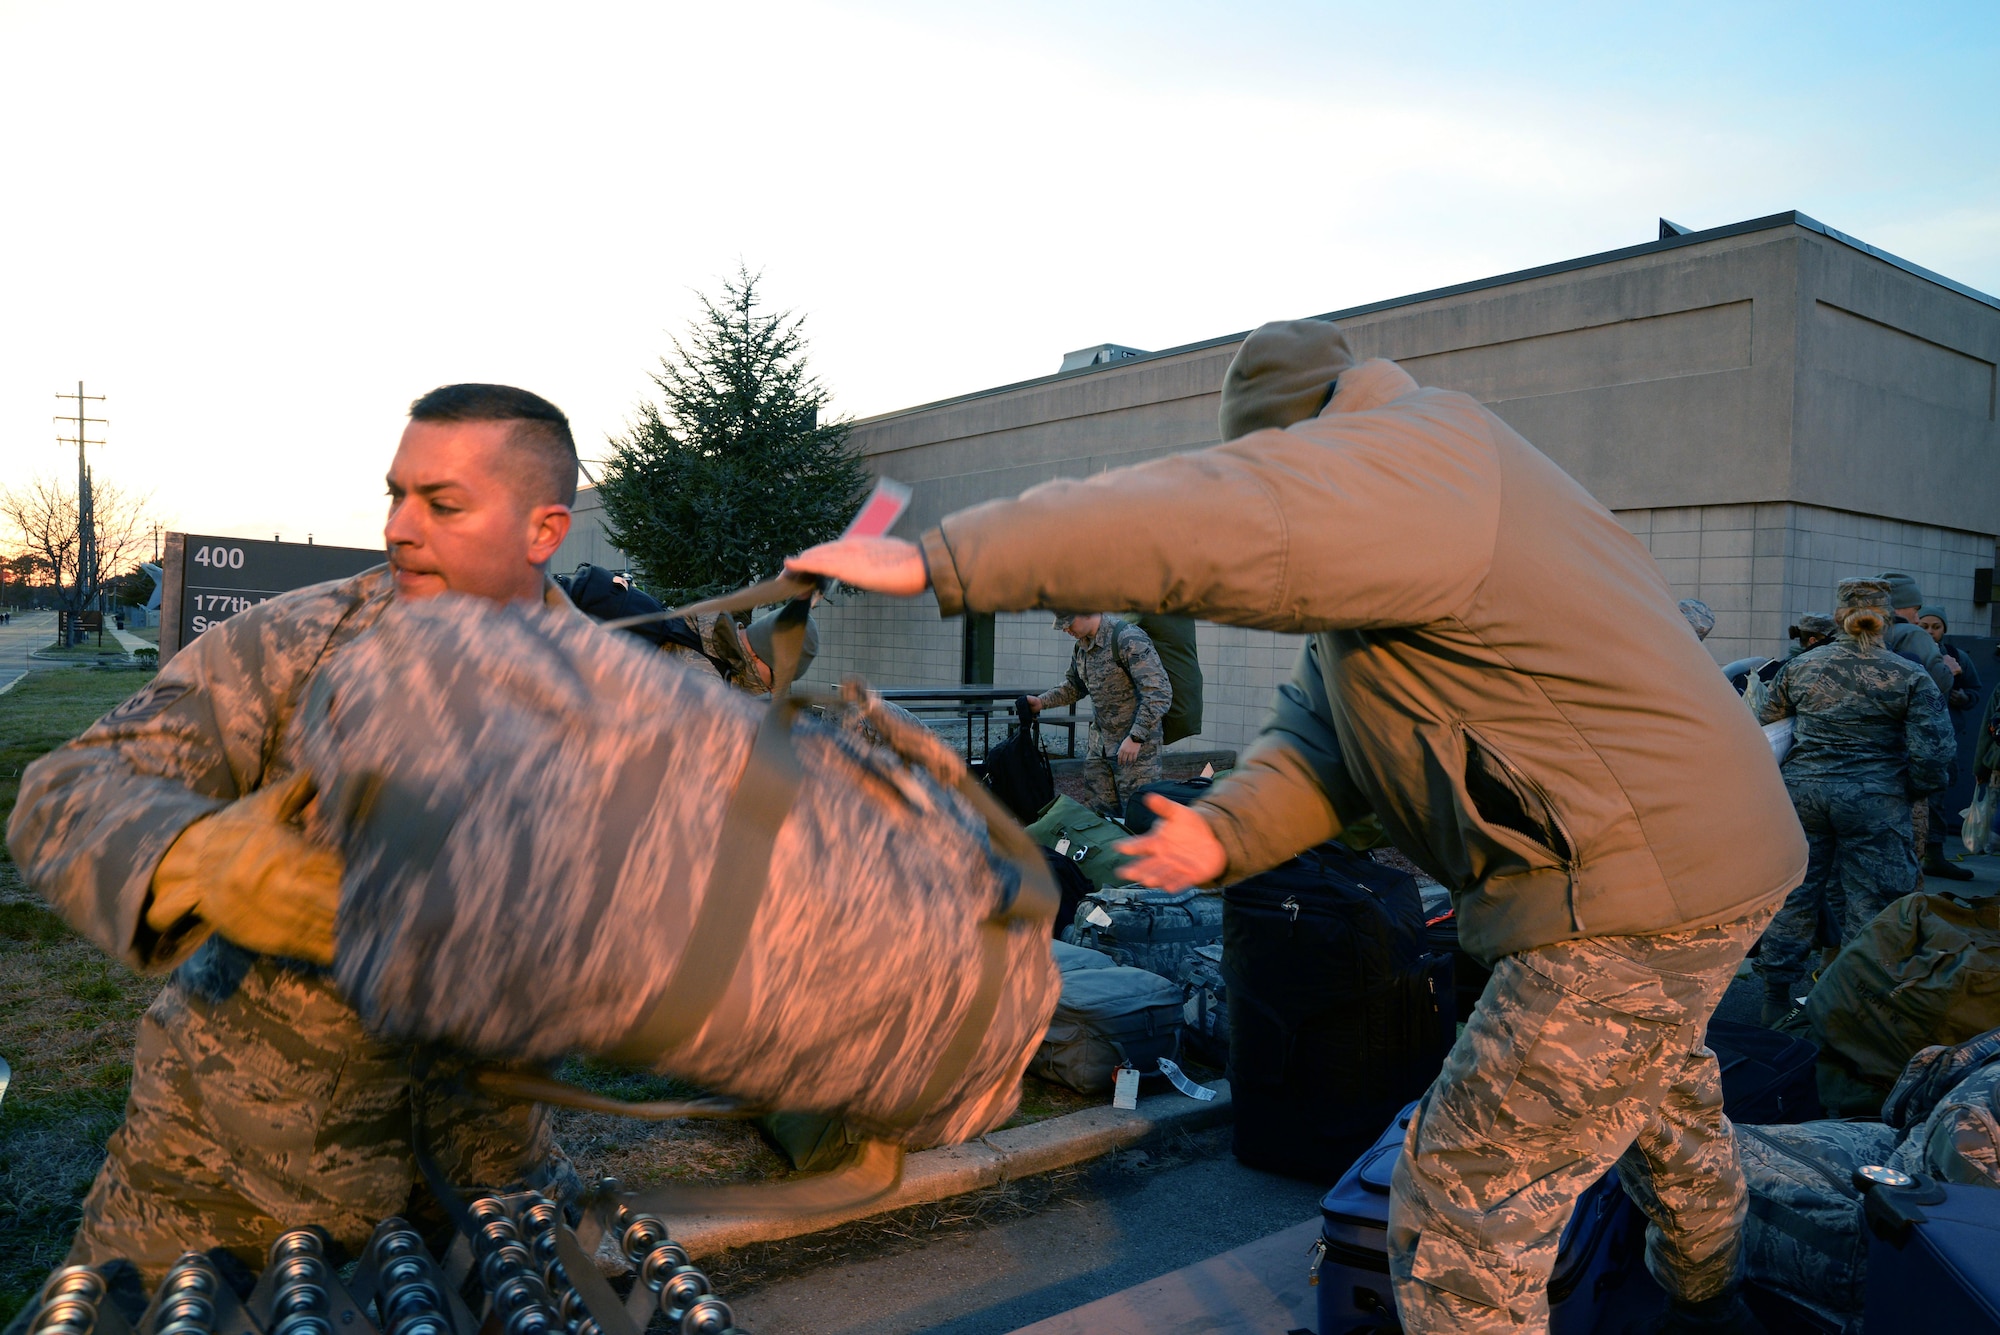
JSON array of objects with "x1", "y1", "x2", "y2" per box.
[
  {"x1": 1790, "y1": 234, "x2": 2000, "y2": 537},
  {"x1": 551, "y1": 487, "x2": 629, "y2": 574},
  {"x1": 1612, "y1": 501, "x2": 1993, "y2": 665}
]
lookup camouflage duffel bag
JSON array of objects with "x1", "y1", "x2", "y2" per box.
[
  {"x1": 295, "y1": 590, "x2": 1060, "y2": 1155},
  {"x1": 1738, "y1": 1119, "x2": 1902, "y2": 1334},
  {"x1": 1885, "y1": 1027, "x2": 2000, "y2": 1190}
]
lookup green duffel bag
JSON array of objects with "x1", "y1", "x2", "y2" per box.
[
  {"x1": 1134, "y1": 613, "x2": 1202, "y2": 745},
  {"x1": 1807, "y1": 892, "x2": 2000, "y2": 1117},
  {"x1": 1027, "y1": 794, "x2": 1132, "y2": 888},
  {"x1": 759, "y1": 1110, "x2": 863, "y2": 1173}
]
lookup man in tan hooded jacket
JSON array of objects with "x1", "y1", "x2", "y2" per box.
[{"x1": 792, "y1": 319, "x2": 1806, "y2": 1334}]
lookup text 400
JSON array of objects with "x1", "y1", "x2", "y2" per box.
[{"x1": 192, "y1": 545, "x2": 245, "y2": 569}]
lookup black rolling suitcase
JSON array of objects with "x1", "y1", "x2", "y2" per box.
[
  {"x1": 1223, "y1": 842, "x2": 1454, "y2": 1181},
  {"x1": 1863, "y1": 1180, "x2": 2000, "y2": 1332},
  {"x1": 1421, "y1": 903, "x2": 1493, "y2": 1021},
  {"x1": 1705, "y1": 1017, "x2": 1823, "y2": 1124}
]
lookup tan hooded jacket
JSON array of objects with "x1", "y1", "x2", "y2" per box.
[{"x1": 920, "y1": 355, "x2": 1806, "y2": 962}]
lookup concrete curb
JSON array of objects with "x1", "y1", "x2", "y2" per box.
[
  {"x1": 26, "y1": 650, "x2": 127, "y2": 664},
  {"x1": 673, "y1": 1079, "x2": 1233, "y2": 1259}
]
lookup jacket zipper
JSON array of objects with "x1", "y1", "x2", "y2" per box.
[{"x1": 1461, "y1": 722, "x2": 1582, "y2": 931}]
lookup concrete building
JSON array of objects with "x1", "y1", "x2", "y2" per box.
[
  {"x1": 551, "y1": 484, "x2": 629, "y2": 573},
  {"x1": 570, "y1": 212, "x2": 2000, "y2": 755}
]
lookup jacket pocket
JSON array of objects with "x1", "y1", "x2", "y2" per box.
[{"x1": 1459, "y1": 725, "x2": 1574, "y2": 870}]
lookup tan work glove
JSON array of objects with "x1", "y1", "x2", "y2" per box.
[{"x1": 146, "y1": 772, "x2": 344, "y2": 965}]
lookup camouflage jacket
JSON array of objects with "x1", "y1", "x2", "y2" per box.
[
  {"x1": 1037, "y1": 617, "x2": 1171, "y2": 751},
  {"x1": 5, "y1": 567, "x2": 582, "y2": 971},
  {"x1": 1759, "y1": 636, "x2": 1956, "y2": 798}
]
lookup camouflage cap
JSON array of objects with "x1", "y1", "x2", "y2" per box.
[
  {"x1": 1052, "y1": 613, "x2": 1077, "y2": 630},
  {"x1": 1794, "y1": 612, "x2": 1836, "y2": 638},
  {"x1": 1677, "y1": 598, "x2": 1715, "y2": 640},
  {"x1": 1837, "y1": 578, "x2": 1892, "y2": 612}
]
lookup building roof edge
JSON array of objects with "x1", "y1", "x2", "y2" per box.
[{"x1": 849, "y1": 211, "x2": 2000, "y2": 428}]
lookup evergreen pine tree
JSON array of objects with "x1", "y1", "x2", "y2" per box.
[{"x1": 599, "y1": 267, "x2": 871, "y2": 605}]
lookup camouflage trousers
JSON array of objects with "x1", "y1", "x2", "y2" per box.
[
  {"x1": 1079, "y1": 727, "x2": 1162, "y2": 814},
  {"x1": 1387, "y1": 906, "x2": 1775, "y2": 1334},
  {"x1": 66, "y1": 958, "x2": 572, "y2": 1284},
  {"x1": 1754, "y1": 784, "x2": 1917, "y2": 991}
]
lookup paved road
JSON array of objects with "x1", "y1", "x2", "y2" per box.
[
  {"x1": 720, "y1": 1129, "x2": 1327, "y2": 1335},
  {"x1": 0, "y1": 611, "x2": 63, "y2": 691}
]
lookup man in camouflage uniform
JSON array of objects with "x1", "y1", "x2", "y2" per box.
[
  {"x1": 1754, "y1": 579, "x2": 1956, "y2": 1022},
  {"x1": 1786, "y1": 612, "x2": 1835, "y2": 658},
  {"x1": 1029, "y1": 612, "x2": 1171, "y2": 814},
  {"x1": 794, "y1": 318, "x2": 1806, "y2": 1334},
  {"x1": 6, "y1": 384, "x2": 584, "y2": 1282}
]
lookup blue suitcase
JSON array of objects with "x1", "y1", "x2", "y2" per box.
[
  {"x1": 1312, "y1": 1101, "x2": 1648, "y2": 1334},
  {"x1": 1862, "y1": 1181, "x2": 2000, "y2": 1333}
]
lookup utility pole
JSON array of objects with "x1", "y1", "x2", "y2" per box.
[{"x1": 54, "y1": 382, "x2": 106, "y2": 645}]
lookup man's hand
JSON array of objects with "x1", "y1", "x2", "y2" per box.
[
  {"x1": 1116, "y1": 737, "x2": 1142, "y2": 766},
  {"x1": 787, "y1": 537, "x2": 929, "y2": 596},
  {"x1": 1117, "y1": 795, "x2": 1227, "y2": 889},
  {"x1": 1027, "y1": 698, "x2": 1043, "y2": 716},
  {"x1": 1948, "y1": 657, "x2": 1962, "y2": 677},
  {"x1": 146, "y1": 773, "x2": 344, "y2": 965}
]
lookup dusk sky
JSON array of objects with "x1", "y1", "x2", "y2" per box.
[{"x1": 2, "y1": 1, "x2": 1994, "y2": 552}]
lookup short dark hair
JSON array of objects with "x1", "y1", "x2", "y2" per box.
[{"x1": 408, "y1": 383, "x2": 579, "y2": 507}]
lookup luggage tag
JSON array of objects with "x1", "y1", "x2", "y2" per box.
[
  {"x1": 1156, "y1": 1058, "x2": 1218, "y2": 1102},
  {"x1": 1112, "y1": 1064, "x2": 1141, "y2": 1110}
]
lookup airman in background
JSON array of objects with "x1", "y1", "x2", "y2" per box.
[
  {"x1": 1754, "y1": 579, "x2": 1956, "y2": 1021},
  {"x1": 1029, "y1": 612, "x2": 1172, "y2": 814}
]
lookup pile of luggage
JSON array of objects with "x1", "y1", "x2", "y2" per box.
[
  {"x1": 1306, "y1": 884, "x2": 2000, "y2": 1335},
  {"x1": 1008, "y1": 747, "x2": 2000, "y2": 1332},
  {"x1": 1018, "y1": 779, "x2": 1456, "y2": 1186}
]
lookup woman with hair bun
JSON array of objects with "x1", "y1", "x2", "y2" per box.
[{"x1": 1752, "y1": 578, "x2": 1958, "y2": 1023}]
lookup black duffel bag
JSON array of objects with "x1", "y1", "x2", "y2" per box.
[
  {"x1": 983, "y1": 696, "x2": 1055, "y2": 824},
  {"x1": 1224, "y1": 841, "x2": 1455, "y2": 1182},
  {"x1": 1122, "y1": 777, "x2": 1213, "y2": 833}
]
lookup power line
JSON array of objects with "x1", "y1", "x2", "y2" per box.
[{"x1": 53, "y1": 381, "x2": 107, "y2": 644}]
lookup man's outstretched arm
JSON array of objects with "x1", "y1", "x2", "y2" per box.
[{"x1": 789, "y1": 397, "x2": 1499, "y2": 634}]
